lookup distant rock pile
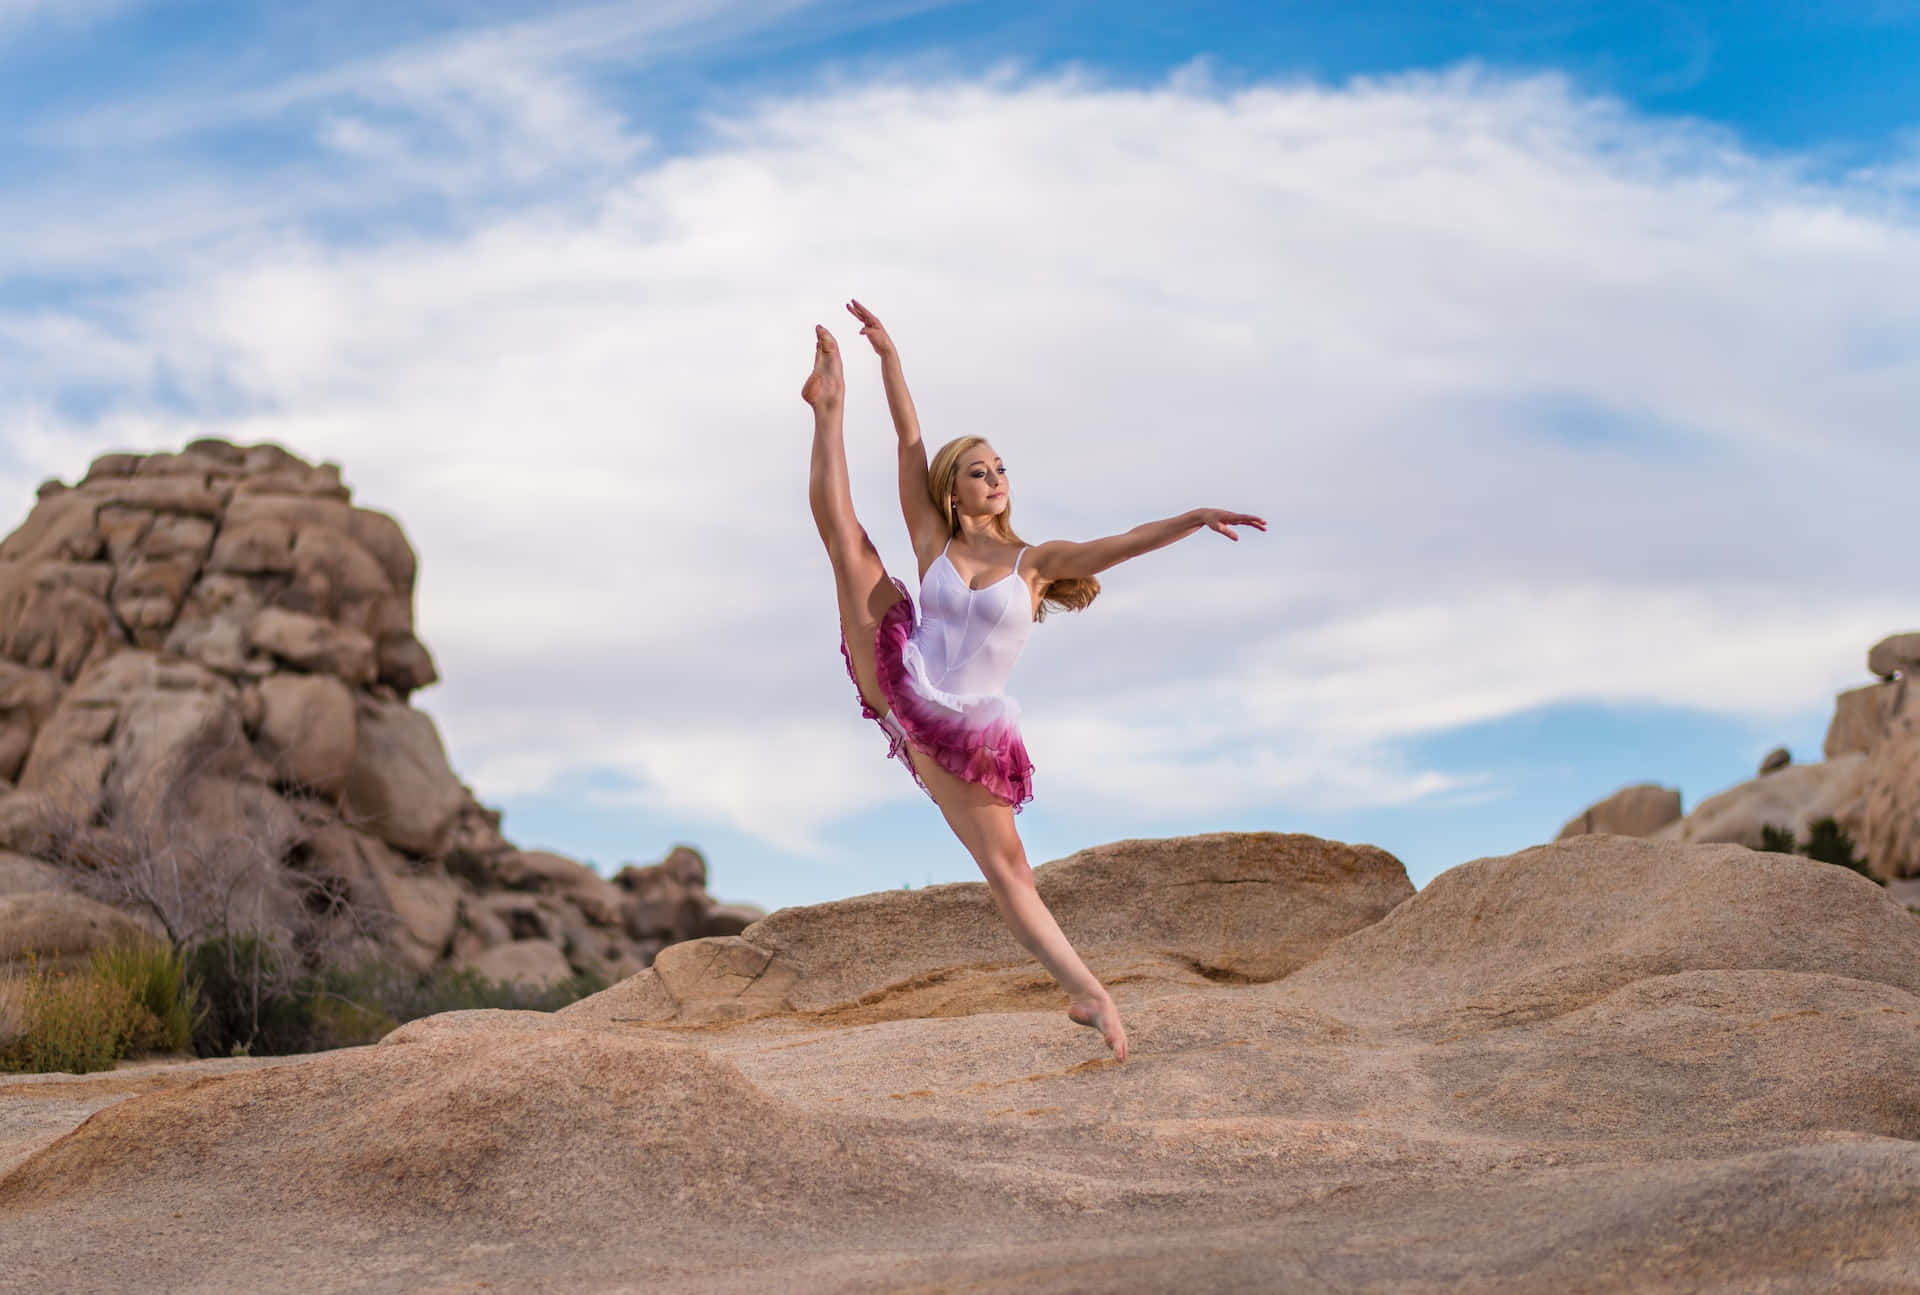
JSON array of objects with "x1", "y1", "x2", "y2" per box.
[
  {"x1": 1558, "y1": 630, "x2": 1920, "y2": 879},
  {"x1": 0, "y1": 439, "x2": 757, "y2": 980}
]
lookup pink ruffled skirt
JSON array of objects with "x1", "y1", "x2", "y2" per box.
[{"x1": 840, "y1": 577, "x2": 1035, "y2": 810}]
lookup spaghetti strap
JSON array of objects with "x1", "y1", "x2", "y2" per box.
[{"x1": 1014, "y1": 545, "x2": 1029, "y2": 573}]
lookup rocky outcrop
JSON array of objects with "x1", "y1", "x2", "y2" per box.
[
  {"x1": 1862, "y1": 714, "x2": 1920, "y2": 882},
  {"x1": 0, "y1": 441, "x2": 752, "y2": 979},
  {"x1": 1, "y1": 834, "x2": 1915, "y2": 1292},
  {"x1": 1560, "y1": 628, "x2": 1920, "y2": 878},
  {"x1": 1825, "y1": 679, "x2": 1904, "y2": 758},
  {"x1": 566, "y1": 833, "x2": 1411, "y2": 1026},
  {"x1": 1867, "y1": 631, "x2": 1920, "y2": 681},
  {"x1": 1654, "y1": 754, "x2": 1870, "y2": 850},
  {"x1": 1553, "y1": 783, "x2": 1681, "y2": 840}
]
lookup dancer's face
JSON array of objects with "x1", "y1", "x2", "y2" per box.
[{"x1": 951, "y1": 444, "x2": 1009, "y2": 519}]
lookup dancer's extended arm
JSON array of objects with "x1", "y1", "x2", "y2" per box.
[
  {"x1": 1027, "y1": 509, "x2": 1267, "y2": 581},
  {"x1": 847, "y1": 299, "x2": 947, "y2": 564}
]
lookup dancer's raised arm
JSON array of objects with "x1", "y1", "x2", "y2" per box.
[
  {"x1": 847, "y1": 299, "x2": 946, "y2": 564},
  {"x1": 1027, "y1": 509, "x2": 1267, "y2": 582}
]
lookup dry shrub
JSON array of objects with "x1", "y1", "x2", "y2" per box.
[
  {"x1": 91, "y1": 941, "x2": 196, "y2": 1054},
  {"x1": 1, "y1": 953, "x2": 142, "y2": 1074}
]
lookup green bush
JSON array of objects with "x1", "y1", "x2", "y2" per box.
[
  {"x1": 3, "y1": 932, "x2": 610, "y2": 1069},
  {"x1": 91, "y1": 941, "x2": 196, "y2": 1055},
  {"x1": 1, "y1": 954, "x2": 143, "y2": 1075},
  {"x1": 1800, "y1": 818, "x2": 1876, "y2": 882},
  {"x1": 183, "y1": 937, "x2": 610, "y2": 1056},
  {"x1": 1757, "y1": 818, "x2": 1880, "y2": 885},
  {"x1": 186, "y1": 934, "x2": 314, "y2": 1058}
]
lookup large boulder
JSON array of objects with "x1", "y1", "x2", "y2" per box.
[
  {"x1": 0, "y1": 851, "x2": 64, "y2": 896},
  {"x1": 0, "y1": 663, "x2": 62, "y2": 783},
  {"x1": 246, "y1": 608, "x2": 375, "y2": 686},
  {"x1": 1554, "y1": 783, "x2": 1682, "y2": 840},
  {"x1": 1861, "y1": 715, "x2": 1920, "y2": 880},
  {"x1": 458, "y1": 939, "x2": 574, "y2": 987},
  {"x1": 492, "y1": 851, "x2": 626, "y2": 929},
  {"x1": 0, "y1": 560, "x2": 122, "y2": 682},
  {"x1": 254, "y1": 673, "x2": 357, "y2": 797},
  {"x1": 568, "y1": 832, "x2": 1412, "y2": 1026},
  {"x1": 1277, "y1": 834, "x2": 1920, "y2": 1033},
  {"x1": 0, "y1": 892, "x2": 158, "y2": 966},
  {"x1": 286, "y1": 526, "x2": 391, "y2": 630},
  {"x1": 340, "y1": 695, "x2": 464, "y2": 858},
  {"x1": 344, "y1": 509, "x2": 416, "y2": 598},
  {"x1": 1867, "y1": 632, "x2": 1920, "y2": 681},
  {"x1": 1825, "y1": 679, "x2": 1906, "y2": 758}
]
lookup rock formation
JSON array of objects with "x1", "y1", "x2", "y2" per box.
[
  {"x1": 0, "y1": 440, "x2": 755, "y2": 978},
  {"x1": 1553, "y1": 782, "x2": 1681, "y2": 840},
  {"x1": 569, "y1": 832, "x2": 1411, "y2": 1026},
  {"x1": 1558, "y1": 629, "x2": 1920, "y2": 879},
  {"x1": 1, "y1": 832, "x2": 1915, "y2": 1291}
]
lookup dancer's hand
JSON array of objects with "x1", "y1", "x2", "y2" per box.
[
  {"x1": 802, "y1": 326, "x2": 844, "y2": 410},
  {"x1": 846, "y1": 299, "x2": 896, "y2": 359},
  {"x1": 1194, "y1": 509, "x2": 1267, "y2": 540}
]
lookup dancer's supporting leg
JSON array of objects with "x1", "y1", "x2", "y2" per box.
[
  {"x1": 909, "y1": 749, "x2": 1130, "y2": 1062},
  {"x1": 804, "y1": 326, "x2": 902, "y2": 701}
]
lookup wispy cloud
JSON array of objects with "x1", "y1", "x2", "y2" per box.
[
  {"x1": 2, "y1": 55, "x2": 1916, "y2": 855},
  {"x1": 0, "y1": 0, "x2": 127, "y2": 36}
]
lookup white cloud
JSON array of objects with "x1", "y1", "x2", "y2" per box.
[{"x1": 3, "y1": 62, "x2": 1917, "y2": 856}]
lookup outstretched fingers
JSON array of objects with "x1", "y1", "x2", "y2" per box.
[
  {"x1": 1203, "y1": 510, "x2": 1268, "y2": 540},
  {"x1": 845, "y1": 299, "x2": 895, "y2": 355}
]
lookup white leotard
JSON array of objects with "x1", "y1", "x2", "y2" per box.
[{"x1": 913, "y1": 542, "x2": 1033, "y2": 697}]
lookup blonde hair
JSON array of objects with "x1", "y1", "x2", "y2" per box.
[{"x1": 926, "y1": 435, "x2": 1098, "y2": 621}]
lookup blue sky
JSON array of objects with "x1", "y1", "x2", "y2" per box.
[{"x1": 2, "y1": 1, "x2": 1915, "y2": 909}]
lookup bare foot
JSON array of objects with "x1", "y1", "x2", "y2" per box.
[
  {"x1": 1068, "y1": 993, "x2": 1129, "y2": 1063},
  {"x1": 801, "y1": 325, "x2": 843, "y2": 409}
]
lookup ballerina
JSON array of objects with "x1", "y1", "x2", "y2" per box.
[{"x1": 803, "y1": 300, "x2": 1266, "y2": 1062}]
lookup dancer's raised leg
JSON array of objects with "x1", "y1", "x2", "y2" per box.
[
  {"x1": 803, "y1": 325, "x2": 901, "y2": 705},
  {"x1": 910, "y1": 748, "x2": 1129, "y2": 1062}
]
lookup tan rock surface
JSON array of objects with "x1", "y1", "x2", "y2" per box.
[
  {"x1": 458, "y1": 938, "x2": 574, "y2": 986},
  {"x1": 255, "y1": 672, "x2": 357, "y2": 796},
  {"x1": 492, "y1": 849, "x2": 627, "y2": 928},
  {"x1": 246, "y1": 607, "x2": 376, "y2": 685},
  {"x1": 1, "y1": 834, "x2": 1916, "y2": 1293},
  {"x1": 1862, "y1": 715, "x2": 1920, "y2": 880},
  {"x1": 569, "y1": 833, "x2": 1412, "y2": 1026},
  {"x1": 0, "y1": 663, "x2": 61, "y2": 783},
  {"x1": 0, "y1": 891, "x2": 157, "y2": 964},
  {"x1": 1553, "y1": 782, "x2": 1682, "y2": 839},
  {"x1": 1663, "y1": 754, "x2": 1870, "y2": 849},
  {"x1": 339, "y1": 693, "x2": 465, "y2": 857},
  {"x1": 0, "y1": 851, "x2": 64, "y2": 896},
  {"x1": 1826, "y1": 680, "x2": 1901, "y2": 757},
  {"x1": 1868, "y1": 631, "x2": 1920, "y2": 680}
]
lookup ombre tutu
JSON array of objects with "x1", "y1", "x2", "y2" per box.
[{"x1": 840, "y1": 546, "x2": 1039, "y2": 809}]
